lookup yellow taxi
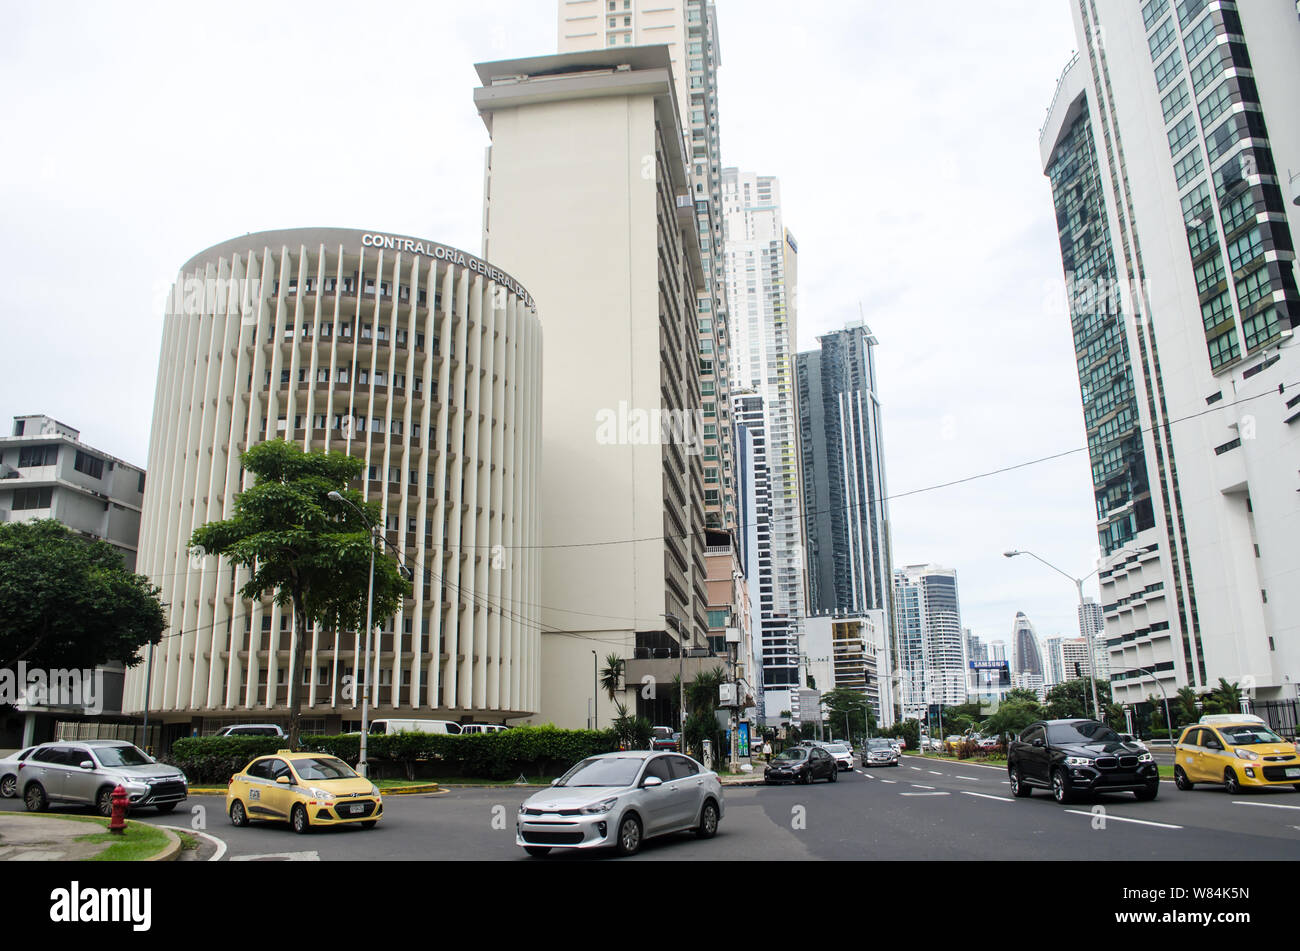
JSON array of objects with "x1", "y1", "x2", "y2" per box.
[
  {"x1": 1173, "y1": 715, "x2": 1300, "y2": 793},
  {"x1": 226, "y1": 751, "x2": 383, "y2": 833}
]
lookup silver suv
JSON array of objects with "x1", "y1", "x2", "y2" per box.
[{"x1": 19, "y1": 741, "x2": 188, "y2": 816}]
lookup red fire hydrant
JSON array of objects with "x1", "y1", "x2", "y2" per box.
[{"x1": 108, "y1": 784, "x2": 129, "y2": 834}]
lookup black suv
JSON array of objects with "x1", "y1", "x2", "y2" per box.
[{"x1": 1007, "y1": 719, "x2": 1159, "y2": 803}]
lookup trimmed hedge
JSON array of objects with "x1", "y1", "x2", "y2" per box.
[{"x1": 166, "y1": 726, "x2": 621, "y2": 783}]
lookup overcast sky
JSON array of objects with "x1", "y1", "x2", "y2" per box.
[{"x1": 0, "y1": 1, "x2": 1095, "y2": 648}]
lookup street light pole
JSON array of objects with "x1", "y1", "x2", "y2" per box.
[
  {"x1": 329, "y1": 491, "x2": 409, "y2": 780},
  {"x1": 664, "y1": 612, "x2": 688, "y2": 750},
  {"x1": 1004, "y1": 550, "x2": 1107, "y2": 721}
]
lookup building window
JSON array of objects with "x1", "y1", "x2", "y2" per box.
[
  {"x1": 11, "y1": 487, "x2": 53, "y2": 510},
  {"x1": 73, "y1": 450, "x2": 104, "y2": 479},
  {"x1": 18, "y1": 445, "x2": 58, "y2": 467}
]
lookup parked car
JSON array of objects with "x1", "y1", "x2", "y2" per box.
[
  {"x1": 515, "y1": 750, "x2": 723, "y2": 857},
  {"x1": 215, "y1": 723, "x2": 286, "y2": 738},
  {"x1": 977, "y1": 735, "x2": 1002, "y2": 751},
  {"x1": 825, "y1": 742, "x2": 854, "y2": 771},
  {"x1": 0, "y1": 746, "x2": 37, "y2": 798},
  {"x1": 459, "y1": 723, "x2": 509, "y2": 735},
  {"x1": 1007, "y1": 719, "x2": 1159, "y2": 803},
  {"x1": 19, "y1": 740, "x2": 188, "y2": 816},
  {"x1": 1173, "y1": 715, "x2": 1300, "y2": 793},
  {"x1": 227, "y1": 751, "x2": 383, "y2": 833},
  {"x1": 764, "y1": 746, "x2": 837, "y2": 784},
  {"x1": 368, "y1": 718, "x2": 462, "y2": 735},
  {"x1": 650, "y1": 726, "x2": 678, "y2": 751},
  {"x1": 863, "y1": 738, "x2": 900, "y2": 767}
]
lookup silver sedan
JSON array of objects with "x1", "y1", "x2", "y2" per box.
[{"x1": 516, "y1": 751, "x2": 724, "y2": 857}]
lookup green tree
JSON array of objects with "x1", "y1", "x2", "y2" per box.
[
  {"x1": 1205, "y1": 678, "x2": 1243, "y2": 715},
  {"x1": 1174, "y1": 686, "x2": 1201, "y2": 726},
  {"x1": 984, "y1": 695, "x2": 1043, "y2": 738},
  {"x1": 823, "y1": 687, "x2": 873, "y2": 743},
  {"x1": 1043, "y1": 677, "x2": 1115, "y2": 720},
  {"x1": 0, "y1": 519, "x2": 166, "y2": 673},
  {"x1": 190, "y1": 440, "x2": 410, "y2": 748},
  {"x1": 599, "y1": 653, "x2": 625, "y2": 703}
]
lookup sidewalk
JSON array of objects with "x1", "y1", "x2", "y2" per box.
[{"x1": 0, "y1": 813, "x2": 181, "y2": 862}]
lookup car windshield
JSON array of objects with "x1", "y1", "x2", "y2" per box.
[
  {"x1": 774, "y1": 749, "x2": 807, "y2": 762},
  {"x1": 1220, "y1": 726, "x2": 1283, "y2": 746},
  {"x1": 652, "y1": 727, "x2": 673, "y2": 739},
  {"x1": 291, "y1": 757, "x2": 358, "y2": 781},
  {"x1": 826, "y1": 744, "x2": 849, "y2": 752},
  {"x1": 556, "y1": 757, "x2": 643, "y2": 787},
  {"x1": 868, "y1": 739, "x2": 893, "y2": 749},
  {"x1": 93, "y1": 745, "x2": 153, "y2": 767},
  {"x1": 1047, "y1": 721, "x2": 1121, "y2": 745}
]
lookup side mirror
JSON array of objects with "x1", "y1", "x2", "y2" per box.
[
  {"x1": 79, "y1": 760, "x2": 95, "y2": 770},
  {"x1": 276, "y1": 776, "x2": 292, "y2": 785},
  {"x1": 1032, "y1": 738, "x2": 1044, "y2": 748},
  {"x1": 642, "y1": 776, "x2": 664, "y2": 789},
  {"x1": 550, "y1": 779, "x2": 560, "y2": 786}
]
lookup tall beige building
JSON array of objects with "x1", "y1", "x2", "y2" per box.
[{"x1": 475, "y1": 47, "x2": 712, "y2": 729}]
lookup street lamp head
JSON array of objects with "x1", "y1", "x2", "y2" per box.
[
  {"x1": 327, "y1": 491, "x2": 343, "y2": 501},
  {"x1": 1003, "y1": 551, "x2": 1020, "y2": 559}
]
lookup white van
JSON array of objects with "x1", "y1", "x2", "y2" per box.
[
  {"x1": 368, "y1": 719, "x2": 462, "y2": 736},
  {"x1": 459, "y1": 723, "x2": 508, "y2": 735}
]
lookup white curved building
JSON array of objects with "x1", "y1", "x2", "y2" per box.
[{"x1": 124, "y1": 228, "x2": 542, "y2": 739}]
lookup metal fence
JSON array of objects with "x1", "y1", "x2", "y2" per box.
[{"x1": 1253, "y1": 699, "x2": 1299, "y2": 739}]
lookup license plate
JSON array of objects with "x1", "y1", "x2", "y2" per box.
[
  {"x1": 1287, "y1": 768, "x2": 1300, "y2": 778},
  {"x1": 349, "y1": 804, "x2": 365, "y2": 815}
]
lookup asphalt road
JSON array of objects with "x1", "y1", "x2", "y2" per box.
[{"x1": 5, "y1": 755, "x2": 1299, "y2": 860}]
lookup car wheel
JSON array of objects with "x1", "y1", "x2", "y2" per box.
[
  {"x1": 291, "y1": 804, "x2": 312, "y2": 834},
  {"x1": 696, "y1": 800, "x2": 719, "y2": 838},
  {"x1": 615, "y1": 814, "x2": 642, "y2": 856},
  {"x1": 524, "y1": 846, "x2": 551, "y2": 857},
  {"x1": 95, "y1": 785, "x2": 115, "y2": 818},
  {"x1": 0, "y1": 774, "x2": 16, "y2": 798},
  {"x1": 229, "y1": 800, "x2": 249, "y2": 827},
  {"x1": 1174, "y1": 766, "x2": 1193, "y2": 791},
  {"x1": 1010, "y1": 768, "x2": 1033, "y2": 798},
  {"x1": 1224, "y1": 768, "x2": 1242, "y2": 795},
  {"x1": 1051, "y1": 769, "x2": 1074, "y2": 804},
  {"x1": 1134, "y1": 783, "x2": 1159, "y2": 802},
  {"x1": 155, "y1": 802, "x2": 177, "y2": 814},
  {"x1": 798, "y1": 769, "x2": 811, "y2": 785},
  {"x1": 24, "y1": 782, "x2": 48, "y2": 813},
  {"x1": 361, "y1": 820, "x2": 377, "y2": 829},
  {"x1": 828, "y1": 766, "x2": 837, "y2": 783}
]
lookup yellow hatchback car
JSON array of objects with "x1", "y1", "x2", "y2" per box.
[
  {"x1": 227, "y1": 751, "x2": 383, "y2": 833},
  {"x1": 1173, "y1": 716, "x2": 1300, "y2": 794}
]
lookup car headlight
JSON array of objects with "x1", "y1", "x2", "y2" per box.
[
  {"x1": 518, "y1": 802, "x2": 528, "y2": 815},
  {"x1": 370, "y1": 784, "x2": 381, "y2": 798},
  {"x1": 1065, "y1": 756, "x2": 1092, "y2": 767},
  {"x1": 308, "y1": 787, "x2": 336, "y2": 800},
  {"x1": 1138, "y1": 753, "x2": 1153, "y2": 763},
  {"x1": 1235, "y1": 749, "x2": 1259, "y2": 761},
  {"x1": 581, "y1": 798, "x2": 618, "y2": 815}
]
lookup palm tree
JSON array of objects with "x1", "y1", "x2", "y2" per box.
[
  {"x1": 1208, "y1": 677, "x2": 1243, "y2": 715},
  {"x1": 1175, "y1": 686, "x2": 1200, "y2": 726},
  {"x1": 599, "y1": 653, "x2": 625, "y2": 703}
]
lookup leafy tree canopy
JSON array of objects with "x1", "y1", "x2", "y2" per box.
[
  {"x1": 0, "y1": 519, "x2": 165, "y2": 672},
  {"x1": 190, "y1": 440, "x2": 410, "y2": 747}
]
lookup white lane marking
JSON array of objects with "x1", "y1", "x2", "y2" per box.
[
  {"x1": 928, "y1": 770, "x2": 944, "y2": 775},
  {"x1": 956, "y1": 775, "x2": 980, "y2": 782},
  {"x1": 911, "y1": 784, "x2": 935, "y2": 790},
  {"x1": 909, "y1": 767, "x2": 923, "y2": 771},
  {"x1": 229, "y1": 850, "x2": 321, "y2": 861},
  {"x1": 158, "y1": 825, "x2": 228, "y2": 862},
  {"x1": 961, "y1": 791, "x2": 1011, "y2": 803},
  {"x1": 881, "y1": 779, "x2": 897, "y2": 784},
  {"x1": 900, "y1": 792, "x2": 949, "y2": 797},
  {"x1": 1064, "y1": 810, "x2": 1182, "y2": 830},
  {"x1": 1231, "y1": 800, "x2": 1300, "y2": 811}
]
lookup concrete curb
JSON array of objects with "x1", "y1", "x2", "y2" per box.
[{"x1": 147, "y1": 825, "x2": 183, "y2": 862}]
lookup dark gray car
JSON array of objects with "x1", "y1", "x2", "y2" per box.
[{"x1": 19, "y1": 740, "x2": 188, "y2": 816}]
